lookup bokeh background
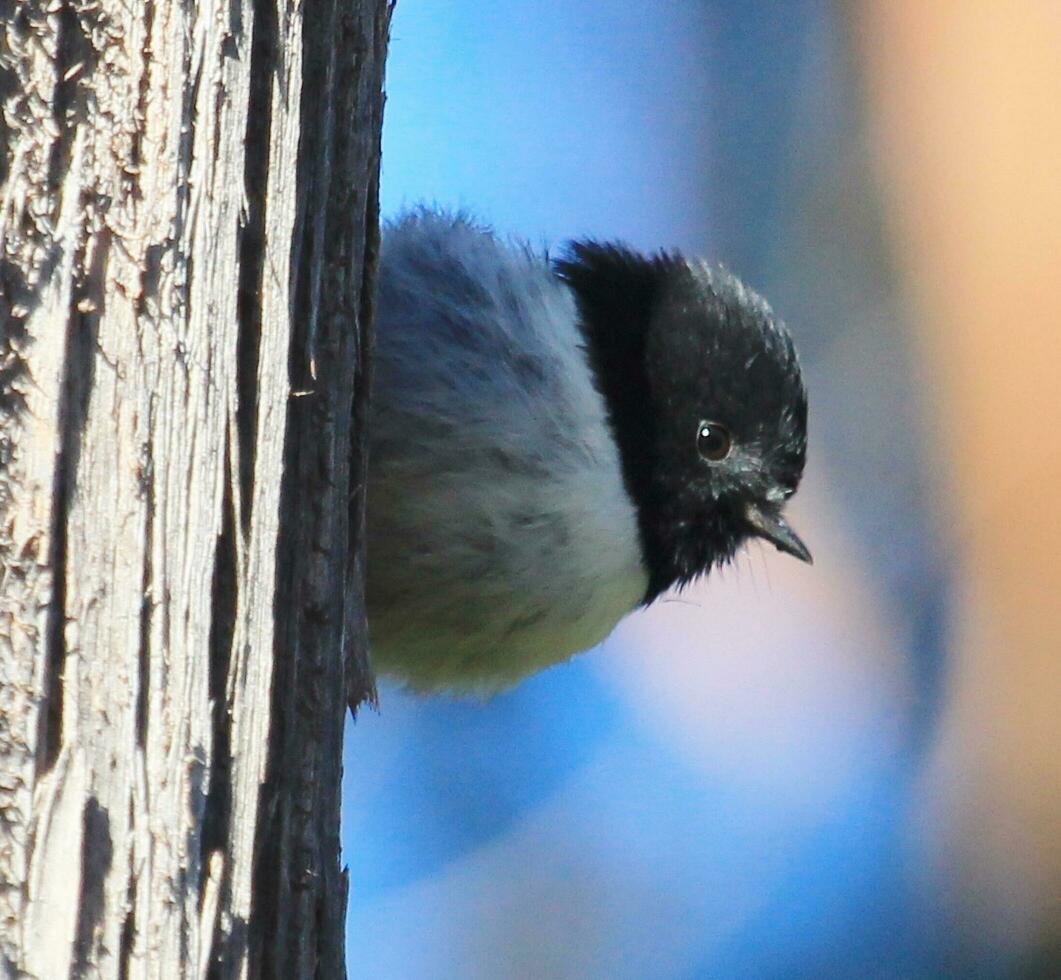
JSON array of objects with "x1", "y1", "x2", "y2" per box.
[{"x1": 343, "y1": 2, "x2": 1061, "y2": 976}]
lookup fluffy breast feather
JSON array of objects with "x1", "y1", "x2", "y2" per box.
[{"x1": 366, "y1": 210, "x2": 648, "y2": 693}]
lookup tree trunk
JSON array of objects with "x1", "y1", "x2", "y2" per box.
[{"x1": 0, "y1": 0, "x2": 390, "y2": 976}]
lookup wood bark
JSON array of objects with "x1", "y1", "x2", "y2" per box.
[{"x1": 0, "y1": 0, "x2": 390, "y2": 976}]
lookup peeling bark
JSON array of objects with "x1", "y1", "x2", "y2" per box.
[{"x1": 0, "y1": 1, "x2": 390, "y2": 976}]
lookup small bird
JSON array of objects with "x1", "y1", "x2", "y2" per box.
[{"x1": 366, "y1": 209, "x2": 810, "y2": 694}]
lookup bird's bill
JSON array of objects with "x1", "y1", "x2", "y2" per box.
[{"x1": 744, "y1": 502, "x2": 812, "y2": 564}]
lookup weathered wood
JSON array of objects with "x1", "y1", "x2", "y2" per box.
[{"x1": 0, "y1": 0, "x2": 389, "y2": 975}]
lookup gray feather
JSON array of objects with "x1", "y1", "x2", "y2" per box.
[{"x1": 366, "y1": 210, "x2": 647, "y2": 693}]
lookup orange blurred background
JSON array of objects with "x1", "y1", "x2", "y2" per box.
[{"x1": 859, "y1": 1, "x2": 1061, "y2": 965}]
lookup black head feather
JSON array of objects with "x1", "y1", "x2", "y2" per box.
[{"x1": 555, "y1": 242, "x2": 809, "y2": 602}]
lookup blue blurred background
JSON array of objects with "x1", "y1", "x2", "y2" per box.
[{"x1": 344, "y1": 2, "x2": 1061, "y2": 977}]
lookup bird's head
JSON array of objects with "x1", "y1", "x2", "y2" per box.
[{"x1": 555, "y1": 242, "x2": 810, "y2": 603}]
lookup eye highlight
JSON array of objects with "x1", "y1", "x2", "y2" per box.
[{"x1": 696, "y1": 420, "x2": 732, "y2": 461}]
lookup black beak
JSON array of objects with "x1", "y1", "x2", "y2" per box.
[{"x1": 744, "y1": 502, "x2": 812, "y2": 564}]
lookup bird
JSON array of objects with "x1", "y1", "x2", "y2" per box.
[{"x1": 365, "y1": 208, "x2": 810, "y2": 694}]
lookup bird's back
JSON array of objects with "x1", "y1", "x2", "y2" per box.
[{"x1": 367, "y1": 211, "x2": 647, "y2": 692}]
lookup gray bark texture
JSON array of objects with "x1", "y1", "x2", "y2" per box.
[{"x1": 0, "y1": 0, "x2": 390, "y2": 976}]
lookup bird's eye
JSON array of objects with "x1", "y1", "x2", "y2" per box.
[{"x1": 696, "y1": 420, "x2": 732, "y2": 461}]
